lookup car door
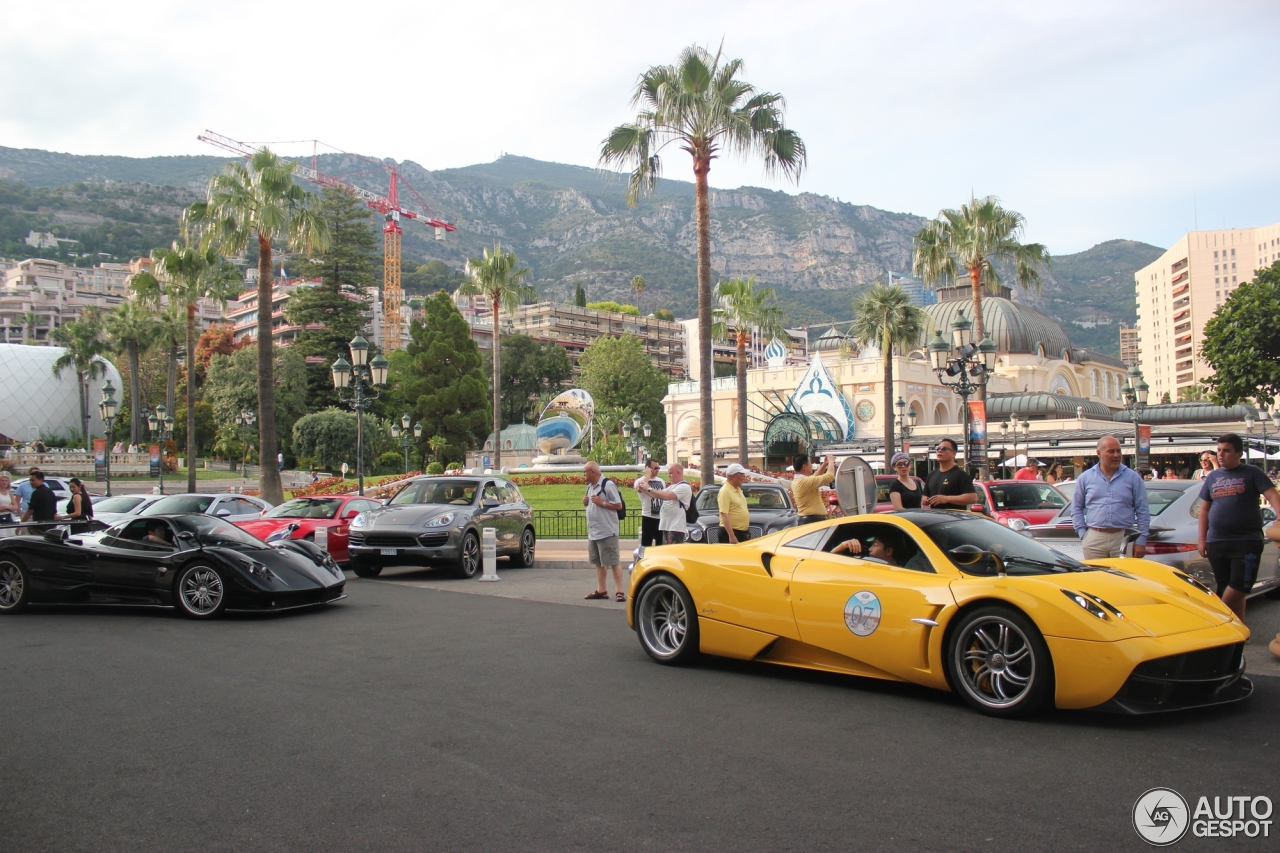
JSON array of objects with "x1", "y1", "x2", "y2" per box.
[
  {"x1": 91, "y1": 518, "x2": 178, "y2": 603},
  {"x1": 473, "y1": 481, "x2": 505, "y2": 543},
  {"x1": 19, "y1": 531, "x2": 94, "y2": 600},
  {"x1": 494, "y1": 481, "x2": 523, "y2": 551},
  {"x1": 790, "y1": 521, "x2": 955, "y2": 681}
]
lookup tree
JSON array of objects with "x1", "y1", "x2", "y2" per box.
[
  {"x1": 403, "y1": 259, "x2": 466, "y2": 294},
  {"x1": 631, "y1": 275, "x2": 646, "y2": 297},
  {"x1": 187, "y1": 148, "x2": 328, "y2": 503},
  {"x1": 458, "y1": 244, "x2": 536, "y2": 470},
  {"x1": 427, "y1": 434, "x2": 447, "y2": 465},
  {"x1": 204, "y1": 345, "x2": 309, "y2": 465},
  {"x1": 1202, "y1": 264, "x2": 1280, "y2": 408},
  {"x1": 912, "y1": 195, "x2": 1049, "y2": 401},
  {"x1": 601, "y1": 43, "x2": 806, "y2": 479},
  {"x1": 489, "y1": 334, "x2": 573, "y2": 428},
  {"x1": 103, "y1": 300, "x2": 159, "y2": 445},
  {"x1": 400, "y1": 291, "x2": 491, "y2": 464},
  {"x1": 573, "y1": 282, "x2": 587, "y2": 307},
  {"x1": 712, "y1": 276, "x2": 790, "y2": 464},
  {"x1": 50, "y1": 307, "x2": 109, "y2": 447},
  {"x1": 132, "y1": 240, "x2": 243, "y2": 493},
  {"x1": 152, "y1": 304, "x2": 185, "y2": 419},
  {"x1": 654, "y1": 308, "x2": 675, "y2": 321},
  {"x1": 578, "y1": 335, "x2": 670, "y2": 461},
  {"x1": 292, "y1": 408, "x2": 376, "y2": 471},
  {"x1": 586, "y1": 301, "x2": 641, "y2": 315},
  {"x1": 850, "y1": 284, "x2": 928, "y2": 469},
  {"x1": 193, "y1": 323, "x2": 242, "y2": 376}
]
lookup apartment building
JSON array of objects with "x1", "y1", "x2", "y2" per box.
[
  {"x1": 1119, "y1": 322, "x2": 1139, "y2": 368},
  {"x1": 1134, "y1": 222, "x2": 1280, "y2": 401},
  {"x1": 227, "y1": 279, "x2": 379, "y2": 349}
]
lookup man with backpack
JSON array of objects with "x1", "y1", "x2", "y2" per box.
[
  {"x1": 642, "y1": 462, "x2": 695, "y2": 544},
  {"x1": 582, "y1": 461, "x2": 627, "y2": 602}
]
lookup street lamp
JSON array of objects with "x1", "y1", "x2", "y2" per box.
[
  {"x1": 147, "y1": 403, "x2": 174, "y2": 495},
  {"x1": 894, "y1": 396, "x2": 917, "y2": 458},
  {"x1": 332, "y1": 335, "x2": 388, "y2": 495},
  {"x1": 928, "y1": 309, "x2": 997, "y2": 477},
  {"x1": 391, "y1": 414, "x2": 422, "y2": 474},
  {"x1": 98, "y1": 380, "x2": 118, "y2": 496},
  {"x1": 233, "y1": 408, "x2": 256, "y2": 478},
  {"x1": 1120, "y1": 366, "x2": 1150, "y2": 472}
]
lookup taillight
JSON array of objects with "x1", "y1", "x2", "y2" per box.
[{"x1": 1143, "y1": 542, "x2": 1199, "y2": 555}]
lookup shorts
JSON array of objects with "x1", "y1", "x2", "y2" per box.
[
  {"x1": 588, "y1": 535, "x2": 620, "y2": 568},
  {"x1": 1206, "y1": 540, "x2": 1264, "y2": 595}
]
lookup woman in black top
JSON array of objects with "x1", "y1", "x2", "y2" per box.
[
  {"x1": 62, "y1": 477, "x2": 94, "y2": 523},
  {"x1": 887, "y1": 452, "x2": 922, "y2": 510}
]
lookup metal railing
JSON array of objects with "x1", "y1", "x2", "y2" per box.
[{"x1": 533, "y1": 510, "x2": 640, "y2": 540}]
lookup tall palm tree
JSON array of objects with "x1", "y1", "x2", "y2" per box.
[
  {"x1": 711, "y1": 276, "x2": 790, "y2": 464},
  {"x1": 912, "y1": 195, "x2": 1050, "y2": 400},
  {"x1": 152, "y1": 304, "x2": 185, "y2": 419},
  {"x1": 850, "y1": 284, "x2": 928, "y2": 469},
  {"x1": 600, "y1": 43, "x2": 806, "y2": 480},
  {"x1": 186, "y1": 148, "x2": 327, "y2": 503},
  {"x1": 21, "y1": 310, "x2": 43, "y2": 345},
  {"x1": 50, "y1": 308, "x2": 110, "y2": 448},
  {"x1": 132, "y1": 241, "x2": 243, "y2": 493},
  {"x1": 104, "y1": 300, "x2": 160, "y2": 445},
  {"x1": 630, "y1": 275, "x2": 646, "y2": 298},
  {"x1": 427, "y1": 435, "x2": 447, "y2": 466},
  {"x1": 458, "y1": 243, "x2": 535, "y2": 471}
]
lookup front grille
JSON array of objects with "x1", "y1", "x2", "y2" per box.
[
  {"x1": 1105, "y1": 643, "x2": 1249, "y2": 713},
  {"x1": 702, "y1": 524, "x2": 764, "y2": 544},
  {"x1": 353, "y1": 533, "x2": 421, "y2": 548},
  {"x1": 417, "y1": 532, "x2": 449, "y2": 547},
  {"x1": 1132, "y1": 644, "x2": 1243, "y2": 681}
]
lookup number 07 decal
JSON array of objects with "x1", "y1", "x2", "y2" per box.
[{"x1": 844, "y1": 591, "x2": 882, "y2": 637}]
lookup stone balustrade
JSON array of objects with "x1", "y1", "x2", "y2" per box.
[{"x1": 3, "y1": 450, "x2": 161, "y2": 476}]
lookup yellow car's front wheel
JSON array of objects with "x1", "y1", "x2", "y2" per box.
[
  {"x1": 636, "y1": 575, "x2": 700, "y2": 665},
  {"x1": 946, "y1": 604, "x2": 1054, "y2": 717}
]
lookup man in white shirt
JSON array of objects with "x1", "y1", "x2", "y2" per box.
[
  {"x1": 634, "y1": 460, "x2": 665, "y2": 547},
  {"x1": 644, "y1": 463, "x2": 694, "y2": 544}
]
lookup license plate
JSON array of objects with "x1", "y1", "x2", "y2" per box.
[{"x1": 380, "y1": 548, "x2": 398, "y2": 556}]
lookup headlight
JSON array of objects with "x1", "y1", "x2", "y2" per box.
[
  {"x1": 351, "y1": 512, "x2": 366, "y2": 529},
  {"x1": 1006, "y1": 518, "x2": 1029, "y2": 532},
  {"x1": 246, "y1": 559, "x2": 275, "y2": 581},
  {"x1": 689, "y1": 527, "x2": 703, "y2": 542},
  {"x1": 1061, "y1": 589, "x2": 1123, "y2": 620},
  {"x1": 425, "y1": 513, "x2": 455, "y2": 528}
]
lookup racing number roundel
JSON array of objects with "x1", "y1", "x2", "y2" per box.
[{"x1": 844, "y1": 591, "x2": 882, "y2": 637}]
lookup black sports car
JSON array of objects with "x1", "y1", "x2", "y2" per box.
[
  {"x1": 0, "y1": 514, "x2": 346, "y2": 619},
  {"x1": 686, "y1": 483, "x2": 799, "y2": 542}
]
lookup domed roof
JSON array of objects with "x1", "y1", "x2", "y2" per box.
[
  {"x1": 921, "y1": 297, "x2": 1073, "y2": 358},
  {"x1": 0, "y1": 344, "x2": 122, "y2": 445}
]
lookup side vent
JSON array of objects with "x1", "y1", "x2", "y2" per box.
[{"x1": 761, "y1": 553, "x2": 774, "y2": 576}]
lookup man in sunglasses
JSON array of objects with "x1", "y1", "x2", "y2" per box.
[
  {"x1": 634, "y1": 460, "x2": 666, "y2": 547},
  {"x1": 923, "y1": 438, "x2": 978, "y2": 509}
]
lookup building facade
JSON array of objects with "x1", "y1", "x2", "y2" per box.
[
  {"x1": 1133, "y1": 222, "x2": 1280, "y2": 401},
  {"x1": 1119, "y1": 322, "x2": 1139, "y2": 368}
]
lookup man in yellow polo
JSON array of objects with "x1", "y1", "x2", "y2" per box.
[
  {"x1": 791, "y1": 453, "x2": 835, "y2": 525},
  {"x1": 717, "y1": 463, "x2": 752, "y2": 544}
]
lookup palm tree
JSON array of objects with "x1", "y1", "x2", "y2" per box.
[
  {"x1": 50, "y1": 308, "x2": 110, "y2": 447},
  {"x1": 601, "y1": 43, "x2": 806, "y2": 480},
  {"x1": 427, "y1": 435, "x2": 447, "y2": 465},
  {"x1": 458, "y1": 243, "x2": 535, "y2": 471},
  {"x1": 132, "y1": 241, "x2": 243, "y2": 493},
  {"x1": 630, "y1": 275, "x2": 646, "y2": 298},
  {"x1": 186, "y1": 148, "x2": 327, "y2": 504},
  {"x1": 152, "y1": 304, "x2": 185, "y2": 419},
  {"x1": 912, "y1": 195, "x2": 1050, "y2": 400},
  {"x1": 21, "y1": 311, "x2": 43, "y2": 345},
  {"x1": 711, "y1": 277, "x2": 790, "y2": 464},
  {"x1": 104, "y1": 300, "x2": 160, "y2": 445},
  {"x1": 850, "y1": 284, "x2": 928, "y2": 469}
]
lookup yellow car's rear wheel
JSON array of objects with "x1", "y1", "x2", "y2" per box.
[
  {"x1": 636, "y1": 575, "x2": 699, "y2": 665},
  {"x1": 946, "y1": 604, "x2": 1053, "y2": 717}
]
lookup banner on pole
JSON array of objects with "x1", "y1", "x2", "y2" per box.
[
  {"x1": 967, "y1": 400, "x2": 988, "y2": 472},
  {"x1": 1137, "y1": 425, "x2": 1151, "y2": 472},
  {"x1": 149, "y1": 445, "x2": 161, "y2": 477},
  {"x1": 94, "y1": 438, "x2": 106, "y2": 482}
]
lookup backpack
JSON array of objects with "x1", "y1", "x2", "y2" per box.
[
  {"x1": 682, "y1": 485, "x2": 700, "y2": 524},
  {"x1": 606, "y1": 478, "x2": 626, "y2": 520}
]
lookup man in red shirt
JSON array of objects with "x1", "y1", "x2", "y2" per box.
[{"x1": 1013, "y1": 458, "x2": 1042, "y2": 481}]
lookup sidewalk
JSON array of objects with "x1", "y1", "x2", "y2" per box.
[{"x1": 534, "y1": 539, "x2": 640, "y2": 569}]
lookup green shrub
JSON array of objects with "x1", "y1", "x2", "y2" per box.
[
  {"x1": 376, "y1": 451, "x2": 403, "y2": 474},
  {"x1": 446, "y1": 462, "x2": 462, "y2": 471},
  {"x1": 425, "y1": 462, "x2": 444, "y2": 475}
]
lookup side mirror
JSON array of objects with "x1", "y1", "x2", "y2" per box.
[
  {"x1": 343, "y1": 509, "x2": 361, "y2": 520},
  {"x1": 969, "y1": 504, "x2": 987, "y2": 514},
  {"x1": 482, "y1": 497, "x2": 500, "y2": 509},
  {"x1": 215, "y1": 509, "x2": 231, "y2": 518},
  {"x1": 43, "y1": 527, "x2": 69, "y2": 544},
  {"x1": 949, "y1": 544, "x2": 1006, "y2": 577}
]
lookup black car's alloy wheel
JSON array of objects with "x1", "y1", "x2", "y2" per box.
[
  {"x1": 636, "y1": 575, "x2": 700, "y2": 665},
  {"x1": 175, "y1": 563, "x2": 228, "y2": 619},
  {"x1": 946, "y1": 604, "x2": 1053, "y2": 717},
  {"x1": 509, "y1": 528, "x2": 536, "y2": 568},
  {"x1": 454, "y1": 532, "x2": 481, "y2": 579},
  {"x1": 0, "y1": 558, "x2": 30, "y2": 614}
]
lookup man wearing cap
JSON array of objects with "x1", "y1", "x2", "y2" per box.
[
  {"x1": 791, "y1": 453, "x2": 835, "y2": 525},
  {"x1": 717, "y1": 464, "x2": 752, "y2": 544},
  {"x1": 1014, "y1": 458, "x2": 1043, "y2": 481}
]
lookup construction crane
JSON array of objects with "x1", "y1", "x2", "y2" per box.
[{"x1": 197, "y1": 130, "x2": 457, "y2": 351}]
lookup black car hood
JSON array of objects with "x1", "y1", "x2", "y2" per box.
[
  {"x1": 210, "y1": 545, "x2": 344, "y2": 589},
  {"x1": 364, "y1": 504, "x2": 470, "y2": 527}
]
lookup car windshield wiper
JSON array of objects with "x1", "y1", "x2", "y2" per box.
[{"x1": 1003, "y1": 555, "x2": 1082, "y2": 573}]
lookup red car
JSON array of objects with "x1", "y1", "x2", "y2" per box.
[
  {"x1": 972, "y1": 479, "x2": 1068, "y2": 532},
  {"x1": 235, "y1": 495, "x2": 384, "y2": 564}
]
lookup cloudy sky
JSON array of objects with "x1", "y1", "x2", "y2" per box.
[{"x1": 3, "y1": 1, "x2": 1277, "y2": 254}]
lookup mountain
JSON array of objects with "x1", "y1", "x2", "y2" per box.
[{"x1": 0, "y1": 145, "x2": 1158, "y2": 349}]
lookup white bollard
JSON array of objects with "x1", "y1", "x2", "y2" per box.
[
  {"x1": 478, "y1": 526, "x2": 500, "y2": 581},
  {"x1": 314, "y1": 526, "x2": 328, "y2": 554}
]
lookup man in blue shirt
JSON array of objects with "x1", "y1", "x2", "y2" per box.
[
  {"x1": 15, "y1": 467, "x2": 40, "y2": 514},
  {"x1": 1198, "y1": 433, "x2": 1280, "y2": 622},
  {"x1": 1070, "y1": 436, "x2": 1150, "y2": 560}
]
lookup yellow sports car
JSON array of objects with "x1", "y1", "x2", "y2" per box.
[{"x1": 626, "y1": 510, "x2": 1252, "y2": 717}]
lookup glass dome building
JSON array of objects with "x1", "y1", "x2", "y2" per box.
[{"x1": 0, "y1": 344, "x2": 122, "y2": 445}]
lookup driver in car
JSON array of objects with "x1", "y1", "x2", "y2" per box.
[
  {"x1": 832, "y1": 532, "x2": 899, "y2": 566},
  {"x1": 145, "y1": 521, "x2": 172, "y2": 547}
]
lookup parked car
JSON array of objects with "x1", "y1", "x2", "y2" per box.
[
  {"x1": 139, "y1": 493, "x2": 273, "y2": 522},
  {"x1": 347, "y1": 476, "x2": 535, "y2": 579},
  {"x1": 970, "y1": 480, "x2": 1068, "y2": 531},
  {"x1": 235, "y1": 495, "x2": 383, "y2": 564},
  {"x1": 1027, "y1": 479, "x2": 1280, "y2": 598},
  {"x1": 687, "y1": 483, "x2": 799, "y2": 542},
  {"x1": 9, "y1": 476, "x2": 74, "y2": 506},
  {"x1": 89, "y1": 493, "x2": 168, "y2": 525}
]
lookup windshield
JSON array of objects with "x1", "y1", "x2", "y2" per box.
[
  {"x1": 172, "y1": 515, "x2": 267, "y2": 549},
  {"x1": 266, "y1": 498, "x2": 343, "y2": 519},
  {"x1": 390, "y1": 480, "x2": 479, "y2": 506},
  {"x1": 905, "y1": 511, "x2": 1087, "y2": 575},
  {"x1": 94, "y1": 496, "x2": 146, "y2": 514},
  {"x1": 987, "y1": 483, "x2": 1066, "y2": 510},
  {"x1": 141, "y1": 495, "x2": 217, "y2": 515},
  {"x1": 1146, "y1": 487, "x2": 1189, "y2": 516}
]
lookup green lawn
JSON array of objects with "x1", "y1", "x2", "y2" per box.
[
  {"x1": 110, "y1": 468, "x2": 246, "y2": 482},
  {"x1": 515, "y1": 484, "x2": 644, "y2": 512}
]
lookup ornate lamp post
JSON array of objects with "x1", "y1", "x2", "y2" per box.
[
  {"x1": 928, "y1": 309, "x2": 997, "y2": 477},
  {"x1": 147, "y1": 404, "x2": 174, "y2": 494},
  {"x1": 1002, "y1": 414, "x2": 1029, "y2": 475},
  {"x1": 98, "y1": 380, "x2": 119, "y2": 496},
  {"x1": 620, "y1": 414, "x2": 650, "y2": 465},
  {"x1": 1120, "y1": 366, "x2": 1150, "y2": 472},
  {"x1": 332, "y1": 335, "x2": 388, "y2": 495},
  {"x1": 894, "y1": 396, "x2": 917, "y2": 453},
  {"x1": 233, "y1": 408, "x2": 256, "y2": 477},
  {"x1": 391, "y1": 414, "x2": 422, "y2": 474}
]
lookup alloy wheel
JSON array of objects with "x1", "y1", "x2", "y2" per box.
[
  {"x1": 180, "y1": 568, "x2": 224, "y2": 615},
  {"x1": 461, "y1": 534, "x2": 480, "y2": 577},
  {"x1": 0, "y1": 562, "x2": 23, "y2": 610},
  {"x1": 521, "y1": 530, "x2": 535, "y2": 565},
  {"x1": 953, "y1": 615, "x2": 1036, "y2": 709},
  {"x1": 638, "y1": 582, "x2": 688, "y2": 657}
]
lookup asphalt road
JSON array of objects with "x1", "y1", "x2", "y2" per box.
[{"x1": 2, "y1": 576, "x2": 1277, "y2": 852}]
